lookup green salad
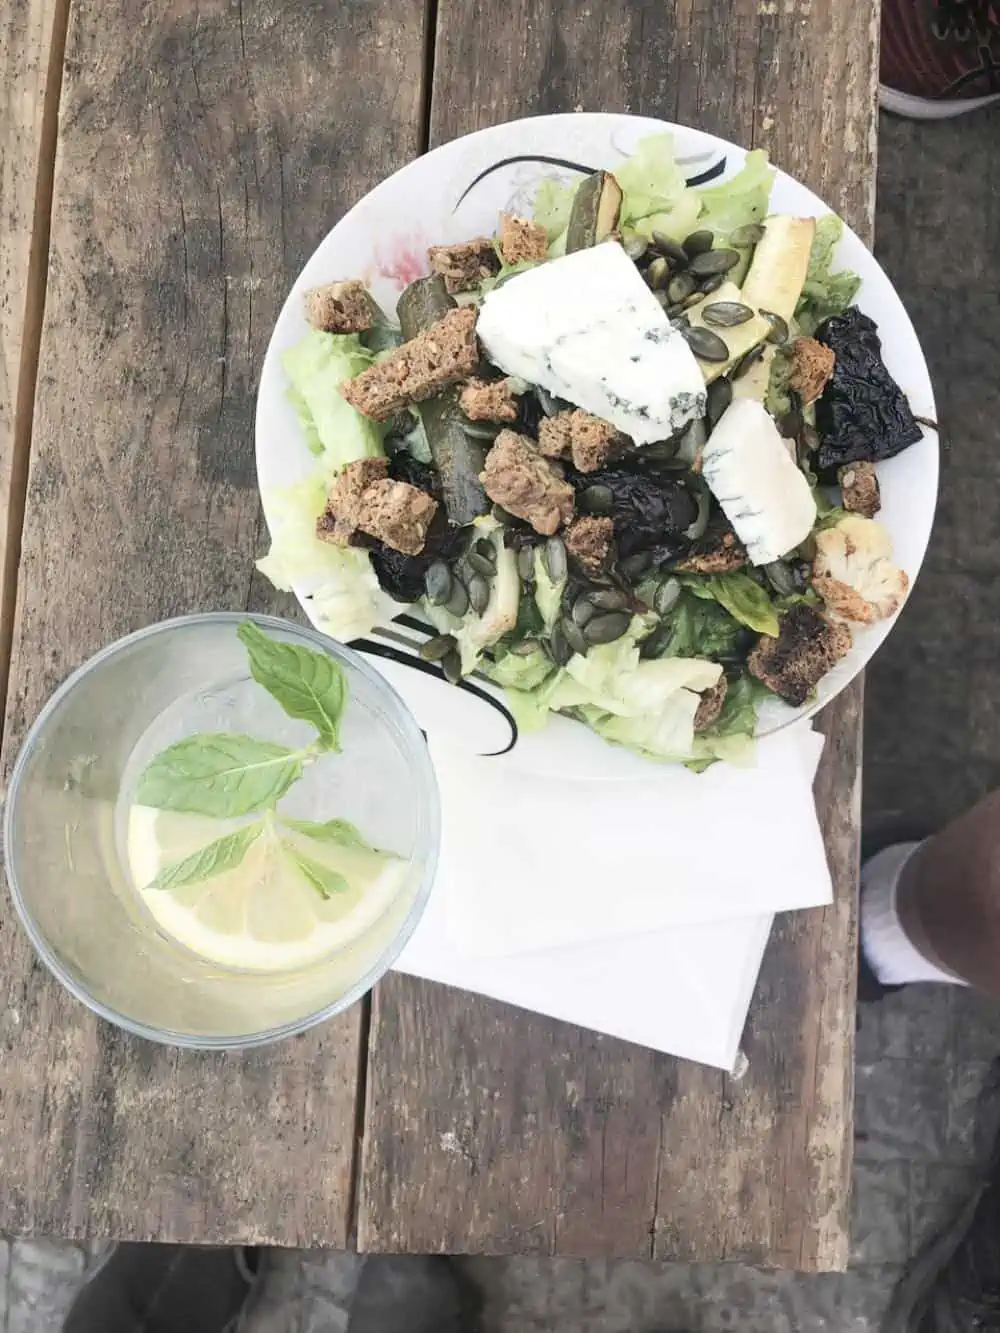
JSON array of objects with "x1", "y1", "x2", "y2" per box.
[{"x1": 259, "y1": 134, "x2": 923, "y2": 768}]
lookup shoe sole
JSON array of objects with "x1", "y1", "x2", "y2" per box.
[{"x1": 879, "y1": 82, "x2": 1000, "y2": 119}]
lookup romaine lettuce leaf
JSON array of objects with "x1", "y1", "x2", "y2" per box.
[
  {"x1": 795, "y1": 215, "x2": 861, "y2": 336},
  {"x1": 687, "y1": 674, "x2": 768, "y2": 770},
  {"x1": 257, "y1": 476, "x2": 397, "y2": 642},
  {"x1": 694, "y1": 149, "x2": 775, "y2": 282},
  {"x1": 282, "y1": 331, "x2": 385, "y2": 472},
  {"x1": 615, "y1": 133, "x2": 702, "y2": 242},
  {"x1": 533, "y1": 178, "x2": 577, "y2": 254},
  {"x1": 700, "y1": 572, "x2": 780, "y2": 637}
]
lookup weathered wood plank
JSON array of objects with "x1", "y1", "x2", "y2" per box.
[
  {"x1": 0, "y1": 0, "x2": 427, "y2": 1244},
  {"x1": 0, "y1": 0, "x2": 66, "y2": 703},
  {"x1": 359, "y1": 0, "x2": 876, "y2": 1266}
]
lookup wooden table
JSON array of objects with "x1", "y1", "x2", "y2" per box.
[{"x1": 0, "y1": 0, "x2": 876, "y2": 1269}]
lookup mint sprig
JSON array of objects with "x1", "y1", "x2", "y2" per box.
[{"x1": 133, "y1": 622, "x2": 390, "y2": 901}]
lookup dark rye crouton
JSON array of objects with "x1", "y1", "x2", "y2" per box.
[
  {"x1": 316, "y1": 457, "x2": 389, "y2": 547},
  {"x1": 538, "y1": 410, "x2": 622, "y2": 473},
  {"x1": 839, "y1": 461, "x2": 881, "y2": 518},
  {"x1": 357, "y1": 480, "x2": 438, "y2": 556},
  {"x1": 788, "y1": 337, "x2": 836, "y2": 404},
  {"x1": 564, "y1": 516, "x2": 614, "y2": 577},
  {"x1": 748, "y1": 604, "x2": 852, "y2": 708},
  {"x1": 498, "y1": 213, "x2": 549, "y2": 265},
  {"x1": 305, "y1": 280, "x2": 376, "y2": 334},
  {"x1": 427, "y1": 237, "x2": 500, "y2": 294},
  {"x1": 674, "y1": 527, "x2": 747, "y2": 574},
  {"x1": 340, "y1": 307, "x2": 479, "y2": 420},
  {"x1": 480, "y1": 430, "x2": 575, "y2": 537},
  {"x1": 459, "y1": 377, "x2": 518, "y2": 422},
  {"x1": 694, "y1": 678, "x2": 727, "y2": 732}
]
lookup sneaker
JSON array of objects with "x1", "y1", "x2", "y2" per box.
[
  {"x1": 880, "y1": 0, "x2": 1000, "y2": 118},
  {"x1": 62, "y1": 1244, "x2": 261, "y2": 1333}
]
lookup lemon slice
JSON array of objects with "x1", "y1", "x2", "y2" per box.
[{"x1": 127, "y1": 806, "x2": 407, "y2": 972}]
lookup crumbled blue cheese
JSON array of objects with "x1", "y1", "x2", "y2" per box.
[
  {"x1": 476, "y1": 242, "x2": 706, "y2": 445},
  {"x1": 701, "y1": 399, "x2": 817, "y2": 566}
]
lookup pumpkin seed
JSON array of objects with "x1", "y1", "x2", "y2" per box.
[
  {"x1": 536, "y1": 386, "x2": 562, "y2": 416},
  {"x1": 444, "y1": 578, "x2": 469, "y2": 618},
  {"x1": 760, "y1": 309, "x2": 789, "y2": 345},
  {"x1": 580, "y1": 483, "x2": 613, "y2": 515},
  {"x1": 543, "y1": 535, "x2": 568, "y2": 583},
  {"x1": 442, "y1": 650, "x2": 462, "y2": 684},
  {"x1": 561, "y1": 580, "x2": 581, "y2": 615},
  {"x1": 651, "y1": 232, "x2": 689, "y2": 265},
  {"x1": 683, "y1": 229, "x2": 715, "y2": 257},
  {"x1": 561, "y1": 617, "x2": 588, "y2": 657},
  {"x1": 550, "y1": 622, "x2": 573, "y2": 667},
  {"x1": 571, "y1": 597, "x2": 595, "y2": 628},
  {"x1": 730, "y1": 341, "x2": 766, "y2": 380},
  {"x1": 517, "y1": 546, "x2": 536, "y2": 583},
  {"x1": 584, "y1": 611, "x2": 632, "y2": 645},
  {"x1": 698, "y1": 273, "x2": 726, "y2": 295},
  {"x1": 730, "y1": 222, "x2": 765, "y2": 248},
  {"x1": 678, "y1": 415, "x2": 707, "y2": 462},
  {"x1": 654, "y1": 576, "x2": 682, "y2": 616},
  {"x1": 468, "y1": 573, "x2": 490, "y2": 616},
  {"x1": 420, "y1": 633, "x2": 458, "y2": 662},
  {"x1": 667, "y1": 272, "x2": 696, "y2": 305},
  {"x1": 688, "y1": 249, "x2": 741, "y2": 278},
  {"x1": 647, "y1": 256, "x2": 671, "y2": 290},
  {"x1": 463, "y1": 419, "x2": 502, "y2": 441},
  {"x1": 682, "y1": 290, "x2": 705, "y2": 311},
  {"x1": 510, "y1": 638, "x2": 540, "y2": 656},
  {"x1": 763, "y1": 561, "x2": 796, "y2": 597},
  {"x1": 475, "y1": 536, "x2": 497, "y2": 562},
  {"x1": 623, "y1": 234, "x2": 648, "y2": 261},
  {"x1": 620, "y1": 551, "x2": 652, "y2": 580},
  {"x1": 802, "y1": 424, "x2": 820, "y2": 453},
  {"x1": 701, "y1": 300, "x2": 756, "y2": 328},
  {"x1": 425, "y1": 561, "x2": 453, "y2": 606},
  {"x1": 706, "y1": 377, "x2": 733, "y2": 428},
  {"x1": 666, "y1": 301, "x2": 687, "y2": 318},
  {"x1": 492, "y1": 504, "x2": 516, "y2": 525},
  {"x1": 467, "y1": 549, "x2": 496, "y2": 577},
  {"x1": 681, "y1": 324, "x2": 730, "y2": 363},
  {"x1": 587, "y1": 587, "x2": 629, "y2": 612},
  {"x1": 640, "y1": 437, "x2": 680, "y2": 461}
]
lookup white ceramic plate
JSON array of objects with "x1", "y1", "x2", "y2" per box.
[{"x1": 256, "y1": 113, "x2": 938, "y2": 774}]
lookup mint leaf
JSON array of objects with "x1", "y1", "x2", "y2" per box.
[
  {"x1": 281, "y1": 816, "x2": 392, "y2": 856},
  {"x1": 146, "y1": 823, "x2": 263, "y2": 891},
  {"x1": 238, "y1": 621, "x2": 347, "y2": 751},
  {"x1": 281, "y1": 842, "x2": 350, "y2": 901},
  {"x1": 135, "y1": 733, "x2": 304, "y2": 817}
]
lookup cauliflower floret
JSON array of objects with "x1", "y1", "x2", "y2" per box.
[{"x1": 812, "y1": 515, "x2": 909, "y2": 625}]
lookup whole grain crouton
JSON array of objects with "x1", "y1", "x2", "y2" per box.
[
  {"x1": 499, "y1": 213, "x2": 549, "y2": 265},
  {"x1": 459, "y1": 377, "x2": 518, "y2": 422},
  {"x1": 839, "y1": 461, "x2": 881, "y2": 518},
  {"x1": 538, "y1": 410, "x2": 622, "y2": 473},
  {"x1": 564, "y1": 516, "x2": 614, "y2": 577},
  {"x1": 748, "y1": 604, "x2": 852, "y2": 708},
  {"x1": 674, "y1": 527, "x2": 747, "y2": 574},
  {"x1": 427, "y1": 237, "x2": 500, "y2": 294},
  {"x1": 357, "y1": 479, "x2": 438, "y2": 556},
  {"x1": 788, "y1": 337, "x2": 836, "y2": 404},
  {"x1": 305, "y1": 280, "x2": 376, "y2": 334},
  {"x1": 480, "y1": 430, "x2": 575, "y2": 536},
  {"x1": 316, "y1": 457, "x2": 389, "y2": 547},
  {"x1": 340, "y1": 307, "x2": 479, "y2": 420},
  {"x1": 694, "y1": 678, "x2": 728, "y2": 732}
]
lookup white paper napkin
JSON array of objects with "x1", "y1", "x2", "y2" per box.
[
  {"x1": 393, "y1": 723, "x2": 831, "y2": 1069},
  {"x1": 427, "y1": 725, "x2": 830, "y2": 958}
]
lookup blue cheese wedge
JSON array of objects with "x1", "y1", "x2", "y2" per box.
[
  {"x1": 701, "y1": 399, "x2": 817, "y2": 566},
  {"x1": 476, "y1": 241, "x2": 706, "y2": 445}
]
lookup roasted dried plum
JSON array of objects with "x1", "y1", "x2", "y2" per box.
[
  {"x1": 387, "y1": 450, "x2": 442, "y2": 498},
  {"x1": 814, "y1": 308, "x2": 922, "y2": 474},
  {"x1": 366, "y1": 511, "x2": 465, "y2": 603},
  {"x1": 566, "y1": 466, "x2": 698, "y2": 558}
]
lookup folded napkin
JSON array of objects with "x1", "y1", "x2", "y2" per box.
[{"x1": 394, "y1": 722, "x2": 830, "y2": 1069}]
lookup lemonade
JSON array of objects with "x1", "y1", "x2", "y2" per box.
[{"x1": 5, "y1": 614, "x2": 438, "y2": 1046}]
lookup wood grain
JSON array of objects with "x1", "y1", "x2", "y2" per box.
[
  {"x1": 0, "y1": 0, "x2": 67, "y2": 705},
  {"x1": 359, "y1": 0, "x2": 877, "y2": 1267},
  {"x1": 0, "y1": 0, "x2": 427, "y2": 1244}
]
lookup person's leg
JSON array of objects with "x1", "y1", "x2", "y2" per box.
[
  {"x1": 862, "y1": 792, "x2": 1000, "y2": 997},
  {"x1": 62, "y1": 1244, "x2": 260, "y2": 1333},
  {"x1": 880, "y1": 0, "x2": 1000, "y2": 119}
]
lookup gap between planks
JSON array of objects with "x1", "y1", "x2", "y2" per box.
[{"x1": 1, "y1": 0, "x2": 74, "y2": 729}]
